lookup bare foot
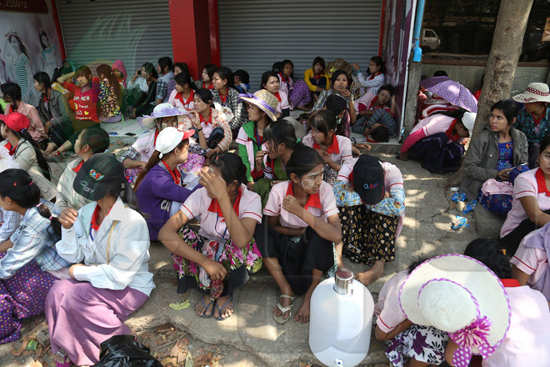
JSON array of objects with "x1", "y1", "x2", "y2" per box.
[
  {"x1": 357, "y1": 261, "x2": 385, "y2": 286},
  {"x1": 294, "y1": 299, "x2": 310, "y2": 323}
]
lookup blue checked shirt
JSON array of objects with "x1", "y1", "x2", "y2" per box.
[
  {"x1": 0, "y1": 208, "x2": 21, "y2": 243},
  {"x1": 0, "y1": 206, "x2": 70, "y2": 279}
]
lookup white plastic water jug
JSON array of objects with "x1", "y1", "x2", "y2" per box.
[{"x1": 309, "y1": 269, "x2": 374, "y2": 367}]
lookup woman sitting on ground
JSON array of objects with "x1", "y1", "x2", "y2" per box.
[
  {"x1": 168, "y1": 72, "x2": 196, "y2": 112},
  {"x1": 47, "y1": 153, "x2": 154, "y2": 367},
  {"x1": 56, "y1": 127, "x2": 110, "y2": 211},
  {"x1": 375, "y1": 257, "x2": 448, "y2": 367},
  {"x1": 119, "y1": 103, "x2": 184, "y2": 184},
  {"x1": 512, "y1": 82, "x2": 550, "y2": 168},
  {"x1": 187, "y1": 88, "x2": 233, "y2": 159},
  {"x1": 400, "y1": 110, "x2": 476, "y2": 173},
  {"x1": 0, "y1": 113, "x2": 56, "y2": 201},
  {"x1": 304, "y1": 56, "x2": 330, "y2": 102},
  {"x1": 96, "y1": 64, "x2": 123, "y2": 123},
  {"x1": 130, "y1": 62, "x2": 158, "y2": 118},
  {"x1": 461, "y1": 100, "x2": 528, "y2": 216},
  {"x1": 499, "y1": 134, "x2": 550, "y2": 255},
  {"x1": 302, "y1": 110, "x2": 353, "y2": 184},
  {"x1": 253, "y1": 120, "x2": 298, "y2": 207},
  {"x1": 0, "y1": 169, "x2": 70, "y2": 344},
  {"x1": 258, "y1": 144, "x2": 342, "y2": 324},
  {"x1": 33, "y1": 72, "x2": 73, "y2": 154},
  {"x1": 159, "y1": 153, "x2": 263, "y2": 321},
  {"x1": 135, "y1": 127, "x2": 197, "y2": 241},
  {"x1": 352, "y1": 56, "x2": 385, "y2": 98},
  {"x1": 335, "y1": 154, "x2": 405, "y2": 286},
  {"x1": 0, "y1": 146, "x2": 20, "y2": 247},
  {"x1": 211, "y1": 67, "x2": 247, "y2": 133},
  {"x1": 237, "y1": 90, "x2": 279, "y2": 188},
  {"x1": 353, "y1": 84, "x2": 398, "y2": 142},
  {"x1": 261, "y1": 71, "x2": 286, "y2": 118},
  {"x1": 195, "y1": 63, "x2": 216, "y2": 90}
]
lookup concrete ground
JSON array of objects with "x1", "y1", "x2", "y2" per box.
[{"x1": 0, "y1": 119, "x2": 481, "y2": 366}]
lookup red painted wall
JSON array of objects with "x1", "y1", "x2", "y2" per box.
[{"x1": 169, "y1": 0, "x2": 219, "y2": 79}]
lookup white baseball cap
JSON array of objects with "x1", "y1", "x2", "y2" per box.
[{"x1": 155, "y1": 127, "x2": 194, "y2": 158}]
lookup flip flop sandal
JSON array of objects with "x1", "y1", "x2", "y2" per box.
[
  {"x1": 273, "y1": 294, "x2": 295, "y2": 325},
  {"x1": 196, "y1": 297, "x2": 215, "y2": 318},
  {"x1": 214, "y1": 296, "x2": 234, "y2": 321}
]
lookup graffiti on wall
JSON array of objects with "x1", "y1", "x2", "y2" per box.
[
  {"x1": 383, "y1": 0, "x2": 415, "y2": 134},
  {"x1": 0, "y1": 0, "x2": 62, "y2": 104}
]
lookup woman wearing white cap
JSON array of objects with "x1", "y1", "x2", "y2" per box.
[
  {"x1": 401, "y1": 110, "x2": 476, "y2": 173},
  {"x1": 513, "y1": 82, "x2": 550, "y2": 168},
  {"x1": 118, "y1": 103, "x2": 204, "y2": 185},
  {"x1": 134, "y1": 127, "x2": 197, "y2": 241}
]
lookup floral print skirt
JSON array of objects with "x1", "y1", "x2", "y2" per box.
[
  {"x1": 386, "y1": 325, "x2": 448, "y2": 367},
  {"x1": 339, "y1": 204, "x2": 398, "y2": 264},
  {"x1": 172, "y1": 227, "x2": 263, "y2": 293}
]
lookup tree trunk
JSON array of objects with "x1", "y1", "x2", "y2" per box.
[{"x1": 448, "y1": 0, "x2": 534, "y2": 186}]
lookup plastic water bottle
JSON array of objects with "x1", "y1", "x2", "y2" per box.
[
  {"x1": 448, "y1": 187, "x2": 459, "y2": 209},
  {"x1": 309, "y1": 269, "x2": 375, "y2": 367}
]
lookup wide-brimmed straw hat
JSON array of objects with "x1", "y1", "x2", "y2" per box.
[
  {"x1": 239, "y1": 90, "x2": 278, "y2": 121},
  {"x1": 513, "y1": 83, "x2": 550, "y2": 104},
  {"x1": 399, "y1": 254, "x2": 511, "y2": 367}
]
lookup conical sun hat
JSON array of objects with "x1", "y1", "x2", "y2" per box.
[
  {"x1": 399, "y1": 254, "x2": 511, "y2": 367},
  {"x1": 239, "y1": 89, "x2": 279, "y2": 121}
]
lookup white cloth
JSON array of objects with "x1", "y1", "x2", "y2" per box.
[{"x1": 56, "y1": 198, "x2": 155, "y2": 296}]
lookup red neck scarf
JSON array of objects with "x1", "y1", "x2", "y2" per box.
[
  {"x1": 278, "y1": 73, "x2": 288, "y2": 83},
  {"x1": 200, "y1": 109, "x2": 213, "y2": 125},
  {"x1": 313, "y1": 134, "x2": 340, "y2": 154},
  {"x1": 208, "y1": 187, "x2": 243, "y2": 218},
  {"x1": 286, "y1": 182, "x2": 321, "y2": 210},
  {"x1": 274, "y1": 92, "x2": 282, "y2": 102},
  {"x1": 153, "y1": 129, "x2": 160, "y2": 146},
  {"x1": 445, "y1": 119, "x2": 461, "y2": 142},
  {"x1": 501, "y1": 278, "x2": 520, "y2": 288},
  {"x1": 536, "y1": 168, "x2": 550, "y2": 196},
  {"x1": 4, "y1": 142, "x2": 16, "y2": 156},
  {"x1": 368, "y1": 71, "x2": 381, "y2": 80},
  {"x1": 203, "y1": 82, "x2": 214, "y2": 90},
  {"x1": 176, "y1": 89, "x2": 194, "y2": 108},
  {"x1": 161, "y1": 160, "x2": 181, "y2": 185},
  {"x1": 72, "y1": 160, "x2": 84, "y2": 173}
]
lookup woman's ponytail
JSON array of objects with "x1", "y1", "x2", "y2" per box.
[{"x1": 18, "y1": 129, "x2": 51, "y2": 181}]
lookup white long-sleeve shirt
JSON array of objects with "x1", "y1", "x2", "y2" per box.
[
  {"x1": 355, "y1": 72, "x2": 385, "y2": 95},
  {"x1": 56, "y1": 197, "x2": 155, "y2": 296}
]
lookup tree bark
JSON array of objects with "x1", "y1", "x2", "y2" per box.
[{"x1": 448, "y1": 0, "x2": 534, "y2": 186}]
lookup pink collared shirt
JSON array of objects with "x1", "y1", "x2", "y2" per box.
[
  {"x1": 263, "y1": 181, "x2": 339, "y2": 229},
  {"x1": 501, "y1": 168, "x2": 550, "y2": 238},
  {"x1": 179, "y1": 185, "x2": 262, "y2": 242},
  {"x1": 375, "y1": 270, "x2": 408, "y2": 333},
  {"x1": 15, "y1": 102, "x2": 47, "y2": 142},
  {"x1": 511, "y1": 238, "x2": 548, "y2": 290},
  {"x1": 482, "y1": 286, "x2": 550, "y2": 367},
  {"x1": 302, "y1": 133, "x2": 353, "y2": 168}
]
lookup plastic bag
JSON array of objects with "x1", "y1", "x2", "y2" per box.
[{"x1": 93, "y1": 335, "x2": 162, "y2": 367}]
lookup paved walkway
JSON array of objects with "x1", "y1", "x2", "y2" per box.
[{"x1": 0, "y1": 122, "x2": 481, "y2": 366}]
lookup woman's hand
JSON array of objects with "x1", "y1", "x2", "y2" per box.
[
  {"x1": 255, "y1": 150, "x2": 265, "y2": 169},
  {"x1": 191, "y1": 111, "x2": 202, "y2": 130},
  {"x1": 283, "y1": 195, "x2": 304, "y2": 217},
  {"x1": 497, "y1": 168, "x2": 513, "y2": 180},
  {"x1": 68, "y1": 263, "x2": 85, "y2": 279},
  {"x1": 203, "y1": 259, "x2": 227, "y2": 280},
  {"x1": 200, "y1": 168, "x2": 228, "y2": 201},
  {"x1": 340, "y1": 89, "x2": 351, "y2": 98},
  {"x1": 206, "y1": 148, "x2": 218, "y2": 159},
  {"x1": 58, "y1": 208, "x2": 78, "y2": 229}
]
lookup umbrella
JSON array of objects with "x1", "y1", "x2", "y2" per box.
[{"x1": 421, "y1": 77, "x2": 478, "y2": 113}]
